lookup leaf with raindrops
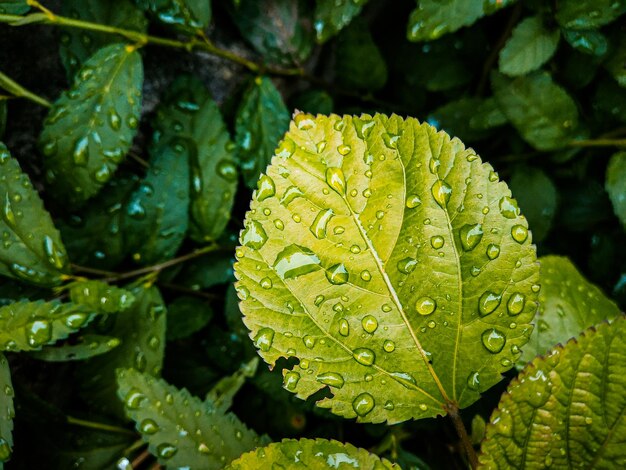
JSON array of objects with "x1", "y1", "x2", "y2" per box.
[
  {"x1": 133, "y1": 0, "x2": 211, "y2": 34},
  {"x1": 225, "y1": 438, "x2": 399, "y2": 469},
  {"x1": 205, "y1": 357, "x2": 258, "y2": 413},
  {"x1": 555, "y1": 0, "x2": 626, "y2": 30},
  {"x1": 68, "y1": 279, "x2": 135, "y2": 314},
  {"x1": 235, "y1": 77, "x2": 290, "y2": 189},
  {"x1": 314, "y1": 0, "x2": 368, "y2": 43},
  {"x1": 0, "y1": 354, "x2": 13, "y2": 465},
  {"x1": 151, "y1": 75, "x2": 237, "y2": 244},
  {"x1": 0, "y1": 144, "x2": 69, "y2": 287},
  {"x1": 0, "y1": 0, "x2": 28, "y2": 15},
  {"x1": 166, "y1": 296, "x2": 213, "y2": 341},
  {"x1": 39, "y1": 43, "x2": 143, "y2": 207},
  {"x1": 59, "y1": 0, "x2": 148, "y2": 78},
  {"x1": 29, "y1": 334, "x2": 120, "y2": 362},
  {"x1": 606, "y1": 151, "x2": 626, "y2": 230},
  {"x1": 479, "y1": 316, "x2": 626, "y2": 469},
  {"x1": 234, "y1": 113, "x2": 539, "y2": 423},
  {"x1": 518, "y1": 255, "x2": 621, "y2": 367},
  {"x1": 116, "y1": 367, "x2": 268, "y2": 469}
]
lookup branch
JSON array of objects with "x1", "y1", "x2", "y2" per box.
[
  {"x1": 0, "y1": 70, "x2": 51, "y2": 107},
  {"x1": 446, "y1": 402, "x2": 479, "y2": 469}
]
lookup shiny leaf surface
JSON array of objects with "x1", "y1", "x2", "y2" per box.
[
  {"x1": 133, "y1": 0, "x2": 210, "y2": 33},
  {"x1": 29, "y1": 334, "x2": 120, "y2": 361},
  {"x1": 0, "y1": 0, "x2": 28, "y2": 15},
  {"x1": 69, "y1": 280, "x2": 135, "y2": 314},
  {"x1": 314, "y1": 0, "x2": 368, "y2": 43},
  {"x1": 555, "y1": 0, "x2": 626, "y2": 30},
  {"x1": 606, "y1": 151, "x2": 626, "y2": 229}
]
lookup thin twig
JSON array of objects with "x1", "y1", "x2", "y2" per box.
[
  {"x1": 0, "y1": 70, "x2": 51, "y2": 107},
  {"x1": 67, "y1": 416, "x2": 136, "y2": 436},
  {"x1": 131, "y1": 448, "x2": 152, "y2": 468},
  {"x1": 446, "y1": 403, "x2": 479, "y2": 469}
]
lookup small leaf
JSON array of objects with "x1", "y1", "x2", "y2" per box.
[
  {"x1": 205, "y1": 357, "x2": 258, "y2": 413},
  {"x1": 0, "y1": 354, "x2": 13, "y2": 464},
  {"x1": 562, "y1": 29, "x2": 608, "y2": 57},
  {"x1": 151, "y1": 75, "x2": 237, "y2": 243},
  {"x1": 59, "y1": 0, "x2": 147, "y2": 77},
  {"x1": 428, "y1": 97, "x2": 493, "y2": 142},
  {"x1": 124, "y1": 143, "x2": 190, "y2": 265},
  {"x1": 469, "y1": 97, "x2": 508, "y2": 131},
  {"x1": 492, "y1": 71, "x2": 581, "y2": 150},
  {"x1": 39, "y1": 44, "x2": 143, "y2": 207},
  {"x1": 519, "y1": 256, "x2": 622, "y2": 366},
  {"x1": 29, "y1": 334, "x2": 120, "y2": 362},
  {"x1": 606, "y1": 151, "x2": 626, "y2": 229},
  {"x1": 235, "y1": 77, "x2": 290, "y2": 188},
  {"x1": 605, "y1": 32, "x2": 626, "y2": 88},
  {"x1": 225, "y1": 438, "x2": 399, "y2": 469},
  {"x1": 133, "y1": 0, "x2": 211, "y2": 33},
  {"x1": 555, "y1": 0, "x2": 626, "y2": 30},
  {"x1": 174, "y1": 251, "x2": 235, "y2": 290},
  {"x1": 479, "y1": 317, "x2": 626, "y2": 469},
  {"x1": 498, "y1": 16, "x2": 560, "y2": 77},
  {"x1": 235, "y1": 113, "x2": 539, "y2": 423},
  {"x1": 166, "y1": 296, "x2": 213, "y2": 341},
  {"x1": 0, "y1": 300, "x2": 96, "y2": 351},
  {"x1": 0, "y1": 0, "x2": 28, "y2": 15},
  {"x1": 0, "y1": 144, "x2": 69, "y2": 287},
  {"x1": 116, "y1": 368, "x2": 267, "y2": 469},
  {"x1": 291, "y1": 89, "x2": 334, "y2": 116},
  {"x1": 69, "y1": 280, "x2": 136, "y2": 314},
  {"x1": 314, "y1": 0, "x2": 368, "y2": 43}
]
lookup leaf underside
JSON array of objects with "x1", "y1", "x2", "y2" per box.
[{"x1": 234, "y1": 113, "x2": 539, "y2": 424}]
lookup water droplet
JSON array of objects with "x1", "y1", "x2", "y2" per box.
[
  {"x1": 276, "y1": 138, "x2": 296, "y2": 158},
  {"x1": 489, "y1": 171, "x2": 499, "y2": 182},
  {"x1": 478, "y1": 291, "x2": 501, "y2": 316},
  {"x1": 430, "y1": 235, "x2": 445, "y2": 249},
  {"x1": 415, "y1": 296, "x2": 436, "y2": 316},
  {"x1": 256, "y1": 174, "x2": 275, "y2": 201},
  {"x1": 499, "y1": 196, "x2": 520, "y2": 219},
  {"x1": 326, "y1": 263, "x2": 348, "y2": 285},
  {"x1": 481, "y1": 328, "x2": 506, "y2": 353},
  {"x1": 486, "y1": 244, "x2": 500, "y2": 260},
  {"x1": 273, "y1": 219, "x2": 284, "y2": 230},
  {"x1": 390, "y1": 371, "x2": 417, "y2": 389},
  {"x1": 384, "y1": 400, "x2": 394, "y2": 410},
  {"x1": 109, "y1": 110, "x2": 121, "y2": 130},
  {"x1": 317, "y1": 372, "x2": 345, "y2": 388},
  {"x1": 241, "y1": 220, "x2": 267, "y2": 250},
  {"x1": 0, "y1": 438, "x2": 11, "y2": 462},
  {"x1": 72, "y1": 136, "x2": 89, "y2": 166},
  {"x1": 354, "y1": 116, "x2": 375, "y2": 139},
  {"x1": 197, "y1": 443, "x2": 210, "y2": 454},
  {"x1": 260, "y1": 277, "x2": 272, "y2": 289},
  {"x1": 140, "y1": 418, "x2": 159, "y2": 434},
  {"x1": 431, "y1": 180, "x2": 452, "y2": 208},
  {"x1": 406, "y1": 194, "x2": 421, "y2": 208},
  {"x1": 316, "y1": 140, "x2": 327, "y2": 153},
  {"x1": 360, "y1": 270, "x2": 371, "y2": 282},
  {"x1": 156, "y1": 443, "x2": 177, "y2": 460},
  {"x1": 273, "y1": 244, "x2": 321, "y2": 280},
  {"x1": 283, "y1": 371, "x2": 300, "y2": 390},
  {"x1": 352, "y1": 393, "x2": 375, "y2": 416},
  {"x1": 338, "y1": 318, "x2": 350, "y2": 336},
  {"x1": 125, "y1": 387, "x2": 146, "y2": 409},
  {"x1": 397, "y1": 257, "x2": 417, "y2": 274},
  {"x1": 26, "y1": 320, "x2": 51, "y2": 347},
  {"x1": 383, "y1": 340, "x2": 395, "y2": 352},
  {"x1": 382, "y1": 132, "x2": 400, "y2": 149},
  {"x1": 65, "y1": 312, "x2": 88, "y2": 329},
  {"x1": 310, "y1": 208, "x2": 334, "y2": 239},
  {"x1": 337, "y1": 144, "x2": 351, "y2": 155},
  {"x1": 295, "y1": 113, "x2": 315, "y2": 130},
  {"x1": 362, "y1": 188, "x2": 372, "y2": 198},
  {"x1": 216, "y1": 159, "x2": 237, "y2": 181},
  {"x1": 467, "y1": 371, "x2": 480, "y2": 390},
  {"x1": 507, "y1": 293, "x2": 526, "y2": 315},
  {"x1": 511, "y1": 225, "x2": 528, "y2": 243},
  {"x1": 459, "y1": 223, "x2": 483, "y2": 251},
  {"x1": 303, "y1": 335, "x2": 316, "y2": 349},
  {"x1": 326, "y1": 167, "x2": 346, "y2": 196},
  {"x1": 361, "y1": 315, "x2": 378, "y2": 333},
  {"x1": 353, "y1": 348, "x2": 375, "y2": 366},
  {"x1": 254, "y1": 328, "x2": 274, "y2": 352}
]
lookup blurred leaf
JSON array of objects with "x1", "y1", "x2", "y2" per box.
[
  {"x1": 0, "y1": 0, "x2": 28, "y2": 14},
  {"x1": 469, "y1": 97, "x2": 508, "y2": 131},
  {"x1": 39, "y1": 44, "x2": 143, "y2": 207},
  {"x1": 605, "y1": 32, "x2": 626, "y2": 88},
  {"x1": 480, "y1": 317, "x2": 626, "y2": 468},
  {"x1": 0, "y1": 279, "x2": 45, "y2": 306},
  {"x1": 162, "y1": 340, "x2": 220, "y2": 397},
  {"x1": 116, "y1": 368, "x2": 267, "y2": 469},
  {"x1": 0, "y1": 144, "x2": 69, "y2": 287},
  {"x1": 229, "y1": 0, "x2": 313, "y2": 67},
  {"x1": 499, "y1": 16, "x2": 559, "y2": 77},
  {"x1": 519, "y1": 256, "x2": 621, "y2": 366},
  {"x1": 0, "y1": 354, "x2": 13, "y2": 464},
  {"x1": 30, "y1": 334, "x2": 120, "y2": 362},
  {"x1": 335, "y1": 19, "x2": 387, "y2": 92},
  {"x1": 166, "y1": 296, "x2": 213, "y2": 341},
  {"x1": 314, "y1": 0, "x2": 368, "y2": 43},
  {"x1": 593, "y1": 75, "x2": 626, "y2": 124},
  {"x1": 235, "y1": 77, "x2": 289, "y2": 188},
  {"x1": 559, "y1": 48, "x2": 601, "y2": 90},
  {"x1": 471, "y1": 414, "x2": 486, "y2": 446},
  {"x1": 555, "y1": 0, "x2": 626, "y2": 30},
  {"x1": 69, "y1": 280, "x2": 135, "y2": 314},
  {"x1": 290, "y1": 89, "x2": 333, "y2": 115},
  {"x1": 492, "y1": 71, "x2": 581, "y2": 150},
  {"x1": 0, "y1": 101, "x2": 6, "y2": 139},
  {"x1": 509, "y1": 166, "x2": 558, "y2": 242},
  {"x1": 174, "y1": 251, "x2": 234, "y2": 290},
  {"x1": 205, "y1": 357, "x2": 258, "y2": 413},
  {"x1": 59, "y1": 0, "x2": 147, "y2": 77},
  {"x1": 125, "y1": 143, "x2": 190, "y2": 265},
  {"x1": 562, "y1": 29, "x2": 608, "y2": 56},
  {"x1": 152, "y1": 75, "x2": 237, "y2": 243},
  {"x1": 428, "y1": 97, "x2": 492, "y2": 142},
  {"x1": 557, "y1": 180, "x2": 613, "y2": 231},
  {"x1": 606, "y1": 151, "x2": 626, "y2": 229},
  {"x1": 133, "y1": 0, "x2": 210, "y2": 33}
]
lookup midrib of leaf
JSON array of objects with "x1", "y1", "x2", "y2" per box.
[
  {"x1": 564, "y1": 354, "x2": 586, "y2": 470},
  {"x1": 519, "y1": 406, "x2": 539, "y2": 470}
]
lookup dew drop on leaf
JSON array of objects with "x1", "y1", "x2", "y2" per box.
[
  {"x1": 326, "y1": 263, "x2": 349, "y2": 285},
  {"x1": 273, "y1": 245, "x2": 321, "y2": 280},
  {"x1": 478, "y1": 291, "x2": 501, "y2": 316},
  {"x1": 459, "y1": 223, "x2": 483, "y2": 251},
  {"x1": 254, "y1": 328, "x2": 274, "y2": 352},
  {"x1": 361, "y1": 315, "x2": 378, "y2": 333},
  {"x1": 283, "y1": 371, "x2": 300, "y2": 391},
  {"x1": 415, "y1": 296, "x2": 436, "y2": 316},
  {"x1": 352, "y1": 392, "x2": 375, "y2": 416},
  {"x1": 325, "y1": 167, "x2": 346, "y2": 196},
  {"x1": 353, "y1": 348, "x2": 375, "y2": 366},
  {"x1": 481, "y1": 328, "x2": 506, "y2": 354},
  {"x1": 507, "y1": 293, "x2": 526, "y2": 315},
  {"x1": 511, "y1": 225, "x2": 528, "y2": 243},
  {"x1": 431, "y1": 180, "x2": 452, "y2": 208},
  {"x1": 316, "y1": 372, "x2": 345, "y2": 388}
]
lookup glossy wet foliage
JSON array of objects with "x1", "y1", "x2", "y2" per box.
[{"x1": 0, "y1": 0, "x2": 625, "y2": 468}]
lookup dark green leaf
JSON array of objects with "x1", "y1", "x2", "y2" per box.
[
  {"x1": 519, "y1": 256, "x2": 621, "y2": 366},
  {"x1": 174, "y1": 251, "x2": 234, "y2": 290},
  {"x1": 593, "y1": 76, "x2": 626, "y2": 124},
  {"x1": 235, "y1": 77, "x2": 289, "y2": 188},
  {"x1": 0, "y1": 279, "x2": 44, "y2": 306},
  {"x1": 428, "y1": 97, "x2": 493, "y2": 142},
  {"x1": 290, "y1": 89, "x2": 333, "y2": 115},
  {"x1": 314, "y1": 0, "x2": 368, "y2": 43},
  {"x1": 124, "y1": 143, "x2": 190, "y2": 265},
  {"x1": 29, "y1": 334, "x2": 120, "y2": 362},
  {"x1": 116, "y1": 368, "x2": 267, "y2": 468},
  {"x1": 469, "y1": 97, "x2": 508, "y2": 131},
  {"x1": 69, "y1": 280, "x2": 136, "y2": 314},
  {"x1": 166, "y1": 296, "x2": 213, "y2": 341},
  {"x1": 134, "y1": 0, "x2": 211, "y2": 33},
  {"x1": 492, "y1": 71, "x2": 581, "y2": 150},
  {"x1": 335, "y1": 19, "x2": 387, "y2": 92},
  {"x1": 205, "y1": 358, "x2": 258, "y2": 413},
  {"x1": 562, "y1": 29, "x2": 608, "y2": 56},
  {"x1": 556, "y1": 0, "x2": 626, "y2": 30},
  {"x1": 0, "y1": 101, "x2": 6, "y2": 139},
  {"x1": 151, "y1": 76, "x2": 237, "y2": 243},
  {"x1": 0, "y1": 354, "x2": 13, "y2": 464},
  {"x1": 605, "y1": 32, "x2": 626, "y2": 88},
  {"x1": 606, "y1": 151, "x2": 626, "y2": 229},
  {"x1": 59, "y1": 0, "x2": 148, "y2": 77},
  {"x1": 229, "y1": 0, "x2": 314, "y2": 67},
  {"x1": 39, "y1": 44, "x2": 143, "y2": 207},
  {"x1": 480, "y1": 317, "x2": 626, "y2": 468},
  {"x1": 0, "y1": 0, "x2": 28, "y2": 15},
  {"x1": 0, "y1": 144, "x2": 69, "y2": 287}
]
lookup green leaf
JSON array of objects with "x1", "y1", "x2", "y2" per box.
[
  {"x1": 492, "y1": 71, "x2": 581, "y2": 150},
  {"x1": 69, "y1": 280, "x2": 136, "y2": 314},
  {"x1": 314, "y1": 0, "x2": 368, "y2": 43},
  {"x1": 509, "y1": 166, "x2": 558, "y2": 242},
  {"x1": 29, "y1": 334, "x2": 120, "y2": 361},
  {"x1": 0, "y1": 144, "x2": 69, "y2": 287},
  {"x1": 174, "y1": 251, "x2": 234, "y2": 290},
  {"x1": 235, "y1": 77, "x2": 290, "y2": 189},
  {"x1": 469, "y1": 97, "x2": 508, "y2": 131},
  {"x1": 428, "y1": 97, "x2": 493, "y2": 142},
  {"x1": 229, "y1": 0, "x2": 314, "y2": 67},
  {"x1": 78, "y1": 285, "x2": 166, "y2": 418},
  {"x1": 116, "y1": 368, "x2": 267, "y2": 468},
  {"x1": 606, "y1": 151, "x2": 626, "y2": 229},
  {"x1": 519, "y1": 256, "x2": 622, "y2": 366},
  {"x1": 166, "y1": 296, "x2": 213, "y2": 341},
  {"x1": 335, "y1": 19, "x2": 388, "y2": 92},
  {"x1": 205, "y1": 357, "x2": 258, "y2": 413},
  {"x1": 605, "y1": 32, "x2": 626, "y2": 88},
  {"x1": 562, "y1": 29, "x2": 608, "y2": 57},
  {"x1": 234, "y1": 113, "x2": 539, "y2": 423},
  {"x1": 133, "y1": 0, "x2": 211, "y2": 33},
  {"x1": 39, "y1": 44, "x2": 143, "y2": 207},
  {"x1": 555, "y1": 0, "x2": 626, "y2": 30},
  {"x1": 124, "y1": 143, "x2": 190, "y2": 265},
  {"x1": 0, "y1": 0, "x2": 28, "y2": 15},
  {"x1": 0, "y1": 101, "x2": 6, "y2": 139},
  {"x1": 0, "y1": 354, "x2": 13, "y2": 464},
  {"x1": 151, "y1": 75, "x2": 237, "y2": 243},
  {"x1": 479, "y1": 317, "x2": 626, "y2": 468},
  {"x1": 291, "y1": 89, "x2": 334, "y2": 116},
  {"x1": 0, "y1": 300, "x2": 96, "y2": 351},
  {"x1": 59, "y1": 0, "x2": 147, "y2": 77},
  {"x1": 225, "y1": 438, "x2": 399, "y2": 469},
  {"x1": 498, "y1": 16, "x2": 559, "y2": 77},
  {"x1": 593, "y1": 76, "x2": 626, "y2": 124}
]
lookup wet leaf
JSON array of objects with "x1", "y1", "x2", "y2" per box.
[
  {"x1": 205, "y1": 357, "x2": 258, "y2": 413},
  {"x1": 291, "y1": 89, "x2": 334, "y2": 116},
  {"x1": 225, "y1": 438, "x2": 399, "y2": 469},
  {"x1": 562, "y1": 29, "x2": 608, "y2": 57},
  {"x1": 0, "y1": 144, "x2": 69, "y2": 287},
  {"x1": 499, "y1": 16, "x2": 559, "y2": 77},
  {"x1": 235, "y1": 77, "x2": 290, "y2": 188},
  {"x1": 59, "y1": 0, "x2": 147, "y2": 77},
  {"x1": 116, "y1": 367, "x2": 267, "y2": 469},
  {"x1": 314, "y1": 0, "x2": 368, "y2": 43},
  {"x1": 124, "y1": 142, "x2": 190, "y2": 265},
  {"x1": 0, "y1": 354, "x2": 13, "y2": 464},
  {"x1": 69, "y1": 280, "x2": 135, "y2": 314},
  {"x1": 39, "y1": 44, "x2": 143, "y2": 207},
  {"x1": 469, "y1": 97, "x2": 508, "y2": 131},
  {"x1": 0, "y1": 0, "x2": 28, "y2": 15},
  {"x1": 29, "y1": 334, "x2": 120, "y2": 362},
  {"x1": 519, "y1": 256, "x2": 621, "y2": 367},
  {"x1": 166, "y1": 296, "x2": 213, "y2": 341},
  {"x1": 234, "y1": 113, "x2": 539, "y2": 423},
  {"x1": 428, "y1": 97, "x2": 493, "y2": 142},
  {"x1": 151, "y1": 75, "x2": 237, "y2": 243},
  {"x1": 174, "y1": 251, "x2": 234, "y2": 290},
  {"x1": 492, "y1": 71, "x2": 581, "y2": 150},
  {"x1": 605, "y1": 32, "x2": 626, "y2": 88},
  {"x1": 555, "y1": 0, "x2": 626, "y2": 30},
  {"x1": 480, "y1": 317, "x2": 626, "y2": 469},
  {"x1": 0, "y1": 300, "x2": 97, "y2": 351},
  {"x1": 606, "y1": 151, "x2": 626, "y2": 229},
  {"x1": 133, "y1": 0, "x2": 211, "y2": 33}
]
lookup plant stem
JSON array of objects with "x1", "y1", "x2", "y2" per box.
[
  {"x1": 568, "y1": 138, "x2": 626, "y2": 148},
  {"x1": 446, "y1": 403, "x2": 479, "y2": 469},
  {"x1": 0, "y1": 70, "x2": 51, "y2": 107},
  {"x1": 131, "y1": 448, "x2": 152, "y2": 468},
  {"x1": 67, "y1": 415, "x2": 136, "y2": 436}
]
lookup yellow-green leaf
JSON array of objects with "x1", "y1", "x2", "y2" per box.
[{"x1": 0, "y1": 354, "x2": 13, "y2": 464}]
